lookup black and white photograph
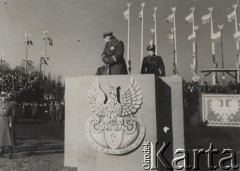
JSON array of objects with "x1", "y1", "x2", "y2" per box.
[{"x1": 0, "y1": 0, "x2": 240, "y2": 170}]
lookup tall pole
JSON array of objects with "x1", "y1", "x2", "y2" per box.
[
  {"x1": 234, "y1": 5, "x2": 240, "y2": 83},
  {"x1": 219, "y1": 25, "x2": 225, "y2": 87},
  {"x1": 187, "y1": 7, "x2": 199, "y2": 82},
  {"x1": 154, "y1": 7, "x2": 158, "y2": 55},
  {"x1": 172, "y1": 7, "x2": 177, "y2": 75},
  {"x1": 140, "y1": 3, "x2": 145, "y2": 70},
  {"x1": 25, "y1": 34, "x2": 29, "y2": 75},
  {"x1": 127, "y1": 3, "x2": 131, "y2": 74},
  {"x1": 209, "y1": 8, "x2": 217, "y2": 85},
  {"x1": 43, "y1": 31, "x2": 48, "y2": 79}
]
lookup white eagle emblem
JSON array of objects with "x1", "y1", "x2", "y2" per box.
[
  {"x1": 85, "y1": 77, "x2": 145, "y2": 155},
  {"x1": 210, "y1": 99, "x2": 240, "y2": 123}
]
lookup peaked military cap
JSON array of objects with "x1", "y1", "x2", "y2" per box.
[
  {"x1": 103, "y1": 32, "x2": 113, "y2": 38},
  {"x1": 0, "y1": 91, "x2": 7, "y2": 96},
  {"x1": 147, "y1": 44, "x2": 155, "y2": 52}
]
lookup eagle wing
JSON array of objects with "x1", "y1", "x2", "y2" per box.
[
  {"x1": 121, "y1": 78, "x2": 143, "y2": 116},
  {"x1": 88, "y1": 78, "x2": 107, "y2": 117}
]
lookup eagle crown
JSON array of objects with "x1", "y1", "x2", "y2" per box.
[{"x1": 107, "y1": 84, "x2": 120, "y2": 101}]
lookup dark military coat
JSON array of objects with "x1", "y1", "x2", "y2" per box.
[
  {"x1": 0, "y1": 100, "x2": 16, "y2": 147},
  {"x1": 101, "y1": 37, "x2": 128, "y2": 75},
  {"x1": 141, "y1": 55, "x2": 165, "y2": 76}
]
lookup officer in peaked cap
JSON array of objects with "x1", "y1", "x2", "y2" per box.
[
  {"x1": 141, "y1": 44, "x2": 165, "y2": 76},
  {"x1": 99, "y1": 32, "x2": 128, "y2": 75},
  {"x1": 103, "y1": 32, "x2": 113, "y2": 39},
  {"x1": 0, "y1": 90, "x2": 16, "y2": 159}
]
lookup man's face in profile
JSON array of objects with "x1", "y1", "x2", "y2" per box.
[
  {"x1": 104, "y1": 36, "x2": 111, "y2": 43},
  {"x1": 148, "y1": 50, "x2": 154, "y2": 56}
]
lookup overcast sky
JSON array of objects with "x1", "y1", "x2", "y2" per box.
[{"x1": 1, "y1": 0, "x2": 240, "y2": 81}]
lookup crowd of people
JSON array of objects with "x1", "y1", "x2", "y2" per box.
[
  {"x1": 18, "y1": 101, "x2": 64, "y2": 124},
  {"x1": 0, "y1": 71, "x2": 65, "y2": 124}
]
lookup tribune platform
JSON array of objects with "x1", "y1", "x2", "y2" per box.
[{"x1": 64, "y1": 75, "x2": 184, "y2": 171}]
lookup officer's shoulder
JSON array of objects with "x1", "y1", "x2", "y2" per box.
[
  {"x1": 156, "y1": 55, "x2": 163, "y2": 59},
  {"x1": 142, "y1": 56, "x2": 150, "y2": 62}
]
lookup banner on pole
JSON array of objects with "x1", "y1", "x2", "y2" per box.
[{"x1": 202, "y1": 94, "x2": 240, "y2": 127}]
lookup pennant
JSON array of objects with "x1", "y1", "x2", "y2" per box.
[
  {"x1": 167, "y1": 34, "x2": 174, "y2": 44},
  {"x1": 211, "y1": 31, "x2": 221, "y2": 41},
  {"x1": 166, "y1": 12, "x2": 174, "y2": 23},
  {"x1": 188, "y1": 32, "x2": 196, "y2": 42},
  {"x1": 185, "y1": 12, "x2": 194, "y2": 24},
  {"x1": 27, "y1": 61, "x2": 31, "y2": 66},
  {"x1": 41, "y1": 57, "x2": 49, "y2": 65},
  {"x1": 201, "y1": 13, "x2": 211, "y2": 24},
  {"x1": 47, "y1": 38, "x2": 53, "y2": 46},
  {"x1": 43, "y1": 59, "x2": 48, "y2": 65},
  {"x1": 150, "y1": 28, "x2": 155, "y2": 33},
  {"x1": 123, "y1": 9, "x2": 129, "y2": 20},
  {"x1": 27, "y1": 40, "x2": 33, "y2": 45},
  {"x1": 139, "y1": 3, "x2": 145, "y2": 20},
  {"x1": 234, "y1": 31, "x2": 240, "y2": 42},
  {"x1": 227, "y1": 10, "x2": 236, "y2": 22},
  {"x1": 152, "y1": 12, "x2": 156, "y2": 21},
  {"x1": 149, "y1": 39, "x2": 153, "y2": 45},
  {"x1": 139, "y1": 9, "x2": 143, "y2": 20}
]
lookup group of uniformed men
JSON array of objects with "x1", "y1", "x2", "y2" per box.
[{"x1": 97, "y1": 32, "x2": 165, "y2": 76}]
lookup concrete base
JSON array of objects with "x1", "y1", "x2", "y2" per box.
[{"x1": 64, "y1": 75, "x2": 184, "y2": 171}]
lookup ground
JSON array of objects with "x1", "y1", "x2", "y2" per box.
[
  {"x1": 0, "y1": 118, "x2": 240, "y2": 171},
  {"x1": 0, "y1": 122, "x2": 64, "y2": 171}
]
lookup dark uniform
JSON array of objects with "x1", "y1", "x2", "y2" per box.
[
  {"x1": 0, "y1": 94, "x2": 16, "y2": 158},
  {"x1": 101, "y1": 32, "x2": 128, "y2": 75},
  {"x1": 141, "y1": 45, "x2": 165, "y2": 76}
]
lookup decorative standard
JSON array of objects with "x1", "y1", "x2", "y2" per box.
[
  {"x1": 167, "y1": 7, "x2": 178, "y2": 76},
  {"x1": 227, "y1": 4, "x2": 240, "y2": 83},
  {"x1": 201, "y1": 8, "x2": 221, "y2": 85},
  {"x1": 186, "y1": 7, "x2": 200, "y2": 82}
]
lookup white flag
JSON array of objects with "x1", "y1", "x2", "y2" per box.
[
  {"x1": 152, "y1": 12, "x2": 156, "y2": 21},
  {"x1": 188, "y1": 32, "x2": 196, "y2": 42},
  {"x1": 123, "y1": 9, "x2": 129, "y2": 20},
  {"x1": 139, "y1": 9, "x2": 143, "y2": 20},
  {"x1": 149, "y1": 39, "x2": 153, "y2": 45},
  {"x1": 211, "y1": 31, "x2": 221, "y2": 41},
  {"x1": 167, "y1": 34, "x2": 174, "y2": 44},
  {"x1": 234, "y1": 31, "x2": 240, "y2": 42},
  {"x1": 166, "y1": 13, "x2": 174, "y2": 23},
  {"x1": 201, "y1": 13, "x2": 211, "y2": 24},
  {"x1": 227, "y1": 10, "x2": 236, "y2": 22},
  {"x1": 185, "y1": 12, "x2": 194, "y2": 24}
]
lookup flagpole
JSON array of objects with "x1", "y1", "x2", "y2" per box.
[
  {"x1": 189, "y1": 7, "x2": 199, "y2": 82},
  {"x1": 25, "y1": 33, "x2": 30, "y2": 75},
  {"x1": 219, "y1": 25, "x2": 225, "y2": 87},
  {"x1": 233, "y1": 4, "x2": 240, "y2": 83},
  {"x1": 127, "y1": 3, "x2": 131, "y2": 74},
  {"x1": 43, "y1": 31, "x2": 48, "y2": 79},
  {"x1": 209, "y1": 8, "x2": 217, "y2": 85},
  {"x1": 172, "y1": 7, "x2": 177, "y2": 75},
  {"x1": 154, "y1": 7, "x2": 158, "y2": 55},
  {"x1": 151, "y1": 29, "x2": 155, "y2": 44},
  {"x1": 140, "y1": 3, "x2": 145, "y2": 70}
]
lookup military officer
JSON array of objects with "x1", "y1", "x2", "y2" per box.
[
  {"x1": 101, "y1": 32, "x2": 128, "y2": 75},
  {"x1": 141, "y1": 44, "x2": 165, "y2": 76},
  {"x1": 0, "y1": 91, "x2": 16, "y2": 159}
]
